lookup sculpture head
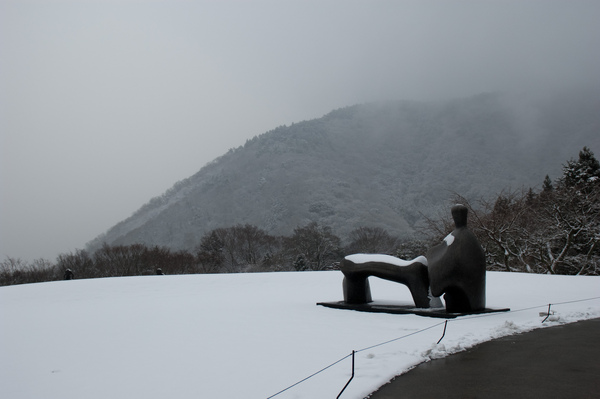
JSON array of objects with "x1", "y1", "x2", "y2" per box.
[{"x1": 451, "y1": 204, "x2": 469, "y2": 228}]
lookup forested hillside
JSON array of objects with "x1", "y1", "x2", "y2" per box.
[{"x1": 86, "y1": 89, "x2": 600, "y2": 254}]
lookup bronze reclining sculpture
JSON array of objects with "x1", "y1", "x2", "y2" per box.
[{"x1": 340, "y1": 205, "x2": 486, "y2": 313}]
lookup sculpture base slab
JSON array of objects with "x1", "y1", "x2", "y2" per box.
[{"x1": 316, "y1": 301, "x2": 510, "y2": 319}]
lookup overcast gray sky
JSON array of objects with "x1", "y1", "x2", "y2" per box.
[{"x1": 1, "y1": 0, "x2": 600, "y2": 262}]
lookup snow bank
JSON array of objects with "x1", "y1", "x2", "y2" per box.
[{"x1": 1, "y1": 271, "x2": 599, "y2": 399}]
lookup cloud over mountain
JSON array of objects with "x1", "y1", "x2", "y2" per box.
[{"x1": 87, "y1": 89, "x2": 600, "y2": 253}]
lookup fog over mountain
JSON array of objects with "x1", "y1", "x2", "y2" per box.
[
  {"x1": 4, "y1": 1, "x2": 600, "y2": 262},
  {"x1": 87, "y1": 89, "x2": 600, "y2": 253}
]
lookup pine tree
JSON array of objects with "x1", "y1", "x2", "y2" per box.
[
  {"x1": 293, "y1": 255, "x2": 307, "y2": 271},
  {"x1": 542, "y1": 175, "x2": 553, "y2": 192},
  {"x1": 561, "y1": 146, "x2": 600, "y2": 188},
  {"x1": 526, "y1": 188, "x2": 537, "y2": 205}
]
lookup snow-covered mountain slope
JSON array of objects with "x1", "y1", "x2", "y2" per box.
[{"x1": 87, "y1": 89, "x2": 600, "y2": 253}]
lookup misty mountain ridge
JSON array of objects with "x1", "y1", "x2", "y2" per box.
[{"x1": 87, "y1": 89, "x2": 600, "y2": 253}]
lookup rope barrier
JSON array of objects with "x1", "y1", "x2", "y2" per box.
[
  {"x1": 548, "y1": 296, "x2": 600, "y2": 305},
  {"x1": 266, "y1": 296, "x2": 600, "y2": 398},
  {"x1": 265, "y1": 353, "x2": 352, "y2": 399},
  {"x1": 355, "y1": 320, "x2": 446, "y2": 354}
]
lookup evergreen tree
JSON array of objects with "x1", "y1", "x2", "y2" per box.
[
  {"x1": 561, "y1": 146, "x2": 600, "y2": 188},
  {"x1": 293, "y1": 255, "x2": 307, "y2": 271},
  {"x1": 542, "y1": 175, "x2": 553, "y2": 192},
  {"x1": 525, "y1": 188, "x2": 537, "y2": 205}
]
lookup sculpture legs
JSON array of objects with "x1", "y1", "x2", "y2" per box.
[
  {"x1": 441, "y1": 287, "x2": 471, "y2": 313},
  {"x1": 342, "y1": 275, "x2": 372, "y2": 304},
  {"x1": 340, "y1": 259, "x2": 430, "y2": 308}
]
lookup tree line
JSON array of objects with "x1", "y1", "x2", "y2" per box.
[
  {"x1": 2, "y1": 147, "x2": 598, "y2": 286},
  {"x1": 422, "y1": 146, "x2": 600, "y2": 275},
  {"x1": 1, "y1": 223, "x2": 422, "y2": 286}
]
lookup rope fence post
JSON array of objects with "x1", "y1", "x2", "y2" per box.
[
  {"x1": 336, "y1": 350, "x2": 355, "y2": 399},
  {"x1": 541, "y1": 303, "x2": 552, "y2": 323},
  {"x1": 437, "y1": 320, "x2": 448, "y2": 344}
]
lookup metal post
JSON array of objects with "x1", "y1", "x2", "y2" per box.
[
  {"x1": 337, "y1": 350, "x2": 355, "y2": 399},
  {"x1": 437, "y1": 320, "x2": 448, "y2": 344},
  {"x1": 542, "y1": 303, "x2": 552, "y2": 323}
]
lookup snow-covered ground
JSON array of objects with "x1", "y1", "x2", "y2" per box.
[{"x1": 1, "y1": 271, "x2": 599, "y2": 399}]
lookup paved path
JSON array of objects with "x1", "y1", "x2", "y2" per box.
[{"x1": 367, "y1": 318, "x2": 600, "y2": 399}]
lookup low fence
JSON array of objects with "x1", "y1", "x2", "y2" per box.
[{"x1": 266, "y1": 296, "x2": 600, "y2": 398}]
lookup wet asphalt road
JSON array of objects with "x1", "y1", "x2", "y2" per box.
[{"x1": 366, "y1": 318, "x2": 600, "y2": 399}]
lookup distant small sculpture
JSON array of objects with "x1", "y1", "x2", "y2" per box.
[
  {"x1": 339, "y1": 204, "x2": 486, "y2": 313},
  {"x1": 64, "y1": 269, "x2": 74, "y2": 280},
  {"x1": 427, "y1": 204, "x2": 486, "y2": 312}
]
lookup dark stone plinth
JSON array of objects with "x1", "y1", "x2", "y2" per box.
[
  {"x1": 316, "y1": 301, "x2": 509, "y2": 319},
  {"x1": 340, "y1": 255, "x2": 430, "y2": 308},
  {"x1": 427, "y1": 204, "x2": 486, "y2": 312}
]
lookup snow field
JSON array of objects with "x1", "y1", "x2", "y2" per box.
[{"x1": 1, "y1": 271, "x2": 599, "y2": 399}]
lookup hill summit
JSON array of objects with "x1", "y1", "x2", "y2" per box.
[{"x1": 87, "y1": 89, "x2": 600, "y2": 253}]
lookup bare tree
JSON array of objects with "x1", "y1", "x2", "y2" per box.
[
  {"x1": 527, "y1": 184, "x2": 599, "y2": 274},
  {"x1": 458, "y1": 190, "x2": 534, "y2": 272},
  {"x1": 285, "y1": 222, "x2": 341, "y2": 270},
  {"x1": 56, "y1": 249, "x2": 97, "y2": 278},
  {"x1": 195, "y1": 224, "x2": 278, "y2": 273},
  {"x1": 345, "y1": 226, "x2": 399, "y2": 255}
]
